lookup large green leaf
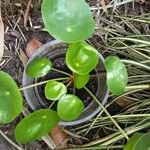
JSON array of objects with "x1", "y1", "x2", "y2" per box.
[
  {"x1": 123, "y1": 133, "x2": 150, "y2": 150},
  {"x1": 134, "y1": 133, "x2": 150, "y2": 150},
  {"x1": 15, "y1": 109, "x2": 60, "y2": 144},
  {"x1": 74, "y1": 74, "x2": 90, "y2": 89},
  {"x1": 26, "y1": 57, "x2": 52, "y2": 78},
  {"x1": 104, "y1": 56, "x2": 128, "y2": 95},
  {"x1": 123, "y1": 133, "x2": 143, "y2": 150},
  {"x1": 45, "y1": 81, "x2": 67, "y2": 101},
  {"x1": 42, "y1": 0, "x2": 95, "y2": 43},
  {"x1": 0, "y1": 71, "x2": 23, "y2": 124},
  {"x1": 66, "y1": 41, "x2": 99, "y2": 75},
  {"x1": 57, "y1": 94, "x2": 84, "y2": 121}
]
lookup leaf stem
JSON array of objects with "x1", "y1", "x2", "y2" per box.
[
  {"x1": 91, "y1": 72, "x2": 106, "y2": 78},
  {"x1": 19, "y1": 77, "x2": 69, "y2": 91},
  {"x1": 51, "y1": 68, "x2": 72, "y2": 77},
  {"x1": 84, "y1": 87, "x2": 129, "y2": 140}
]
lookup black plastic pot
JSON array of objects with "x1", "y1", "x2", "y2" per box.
[{"x1": 23, "y1": 40, "x2": 109, "y2": 126}]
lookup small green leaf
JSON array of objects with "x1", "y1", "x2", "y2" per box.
[
  {"x1": 123, "y1": 133, "x2": 143, "y2": 150},
  {"x1": 105, "y1": 56, "x2": 128, "y2": 95},
  {"x1": 0, "y1": 71, "x2": 23, "y2": 124},
  {"x1": 74, "y1": 74, "x2": 90, "y2": 89},
  {"x1": 42, "y1": 0, "x2": 95, "y2": 43},
  {"x1": 26, "y1": 57, "x2": 52, "y2": 78},
  {"x1": 45, "y1": 81, "x2": 67, "y2": 101},
  {"x1": 14, "y1": 109, "x2": 60, "y2": 144},
  {"x1": 57, "y1": 94, "x2": 84, "y2": 121},
  {"x1": 66, "y1": 41, "x2": 99, "y2": 75}
]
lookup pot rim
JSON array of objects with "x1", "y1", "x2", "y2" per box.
[{"x1": 22, "y1": 40, "x2": 109, "y2": 126}]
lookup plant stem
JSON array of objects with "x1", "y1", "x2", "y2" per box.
[
  {"x1": 84, "y1": 87, "x2": 129, "y2": 140},
  {"x1": 51, "y1": 68, "x2": 72, "y2": 77},
  {"x1": 66, "y1": 81, "x2": 72, "y2": 88},
  {"x1": 91, "y1": 72, "x2": 106, "y2": 78},
  {"x1": 19, "y1": 77, "x2": 69, "y2": 91},
  {"x1": 125, "y1": 84, "x2": 150, "y2": 91},
  {"x1": 49, "y1": 101, "x2": 56, "y2": 109},
  {"x1": 0, "y1": 130, "x2": 23, "y2": 150}
]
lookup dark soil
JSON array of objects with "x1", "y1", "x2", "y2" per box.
[{"x1": 36, "y1": 55, "x2": 98, "y2": 109}]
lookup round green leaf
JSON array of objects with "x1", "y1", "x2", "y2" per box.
[
  {"x1": 42, "y1": 0, "x2": 95, "y2": 43},
  {"x1": 134, "y1": 133, "x2": 150, "y2": 150},
  {"x1": 74, "y1": 74, "x2": 90, "y2": 89},
  {"x1": 66, "y1": 41, "x2": 99, "y2": 75},
  {"x1": 45, "y1": 81, "x2": 67, "y2": 101},
  {"x1": 123, "y1": 133, "x2": 144, "y2": 150},
  {"x1": 123, "y1": 133, "x2": 150, "y2": 150},
  {"x1": 104, "y1": 56, "x2": 128, "y2": 95},
  {"x1": 0, "y1": 71, "x2": 23, "y2": 124},
  {"x1": 57, "y1": 94, "x2": 84, "y2": 121},
  {"x1": 26, "y1": 57, "x2": 52, "y2": 78},
  {"x1": 14, "y1": 109, "x2": 60, "y2": 144}
]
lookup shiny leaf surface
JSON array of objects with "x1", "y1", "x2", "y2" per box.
[
  {"x1": 74, "y1": 74, "x2": 90, "y2": 89},
  {"x1": 124, "y1": 133, "x2": 150, "y2": 150},
  {"x1": 42, "y1": 0, "x2": 95, "y2": 43},
  {"x1": 134, "y1": 132, "x2": 150, "y2": 150},
  {"x1": 123, "y1": 133, "x2": 143, "y2": 150},
  {"x1": 26, "y1": 57, "x2": 52, "y2": 78},
  {"x1": 15, "y1": 109, "x2": 60, "y2": 144},
  {"x1": 105, "y1": 56, "x2": 128, "y2": 95},
  {"x1": 57, "y1": 94, "x2": 84, "y2": 121},
  {"x1": 45, "y1": 81, "x2": 67, "y2": 101},
  {"x1": 66, "y1": 41, "x2": 99, "y2": 75},
  {"x1": 0, "y1": 71, "x2": 23, "y2": 124}
]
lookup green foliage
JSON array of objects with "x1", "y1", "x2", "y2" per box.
[
  {"x1": 124, "y1": 133, "x2": 150, "y2": 150},
  {"x1": 14, "y1": 109, "x2": 60, "y2": 144},
  {"x1": 105, "y1": 56, "x2": 128, "y2": 95},
  {"x1": 123, "y1": 133, "x2": 143, "y2": 150},
  {"x1": 26, "y1": 57, "x2": 52, "y2": 78},
  {"x1": 66, "y1": 41, "x2": 99, "y2": 75},
  {"x1": 0, "y1": 71, "x2": 23, "y2": 124},
  {"x1": 57, "y1": 94, "x2": 84, "y2": 121},
  {"x1": 74, "y1": 74, "x2": 90, "y2": 89},
  {"x1": 45, "y1": 81, "x2": 67, "y2": 100},
  {"x1": 42, "y1": 0, "x2": 94, "y2": 43}
]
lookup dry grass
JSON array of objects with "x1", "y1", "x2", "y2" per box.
[{"x1": 1, "y1": 0, "x2": 150, "y2": 149}]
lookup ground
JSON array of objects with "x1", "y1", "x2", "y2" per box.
[{"x1": 1, "y1": 0, "x2": 150, "y2": 150}]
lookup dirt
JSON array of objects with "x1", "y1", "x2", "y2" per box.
[
  {"x1": 36, "y1": 55, "x2": 98, "y2": 109},
  {"x1": 1, "y1": 0, "x2": 150, "y2": 149}
]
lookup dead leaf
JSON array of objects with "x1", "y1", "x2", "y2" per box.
[
  {"x1": 116, "y1": 97, "x2": 133, "y2": 107},
  {"x1": 24, "y1": 0, "x2": 32, "y2": 30},
  {"x1": 0, "y1": 7, "x2": 4, "y2": 61},
  {"x1": 19, "y1": 49, "x2": 28, "y2": 67},
  {"x1": 49, "y1": 125, "x2": 69, "y2": 149},
  {"x1": 26, "y1": 39, "x2": 42, "y2": 58}
]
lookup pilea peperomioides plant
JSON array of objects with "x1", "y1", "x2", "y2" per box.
[{"x1": 0, "y1": 0, "x2": 150, "y2": 146}]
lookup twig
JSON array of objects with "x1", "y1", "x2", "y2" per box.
[
  {"x1": 0, "y1": 130, "x2": 23, "y2": 150},
  {"x1": 24, "y1": 0, "x2": 32, "y2": 30}
]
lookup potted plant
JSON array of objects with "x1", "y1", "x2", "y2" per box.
[{"x1": 0, "y1": 0, "x2": 150, "y2": 147}]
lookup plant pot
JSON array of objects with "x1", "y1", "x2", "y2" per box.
[{"x1": 22, "y1": 40, "x2": 109, "y2": 126}]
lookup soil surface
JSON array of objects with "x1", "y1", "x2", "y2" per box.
[{"x1": 1, "y1": 0, "x2": 150, "y2": 149}]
